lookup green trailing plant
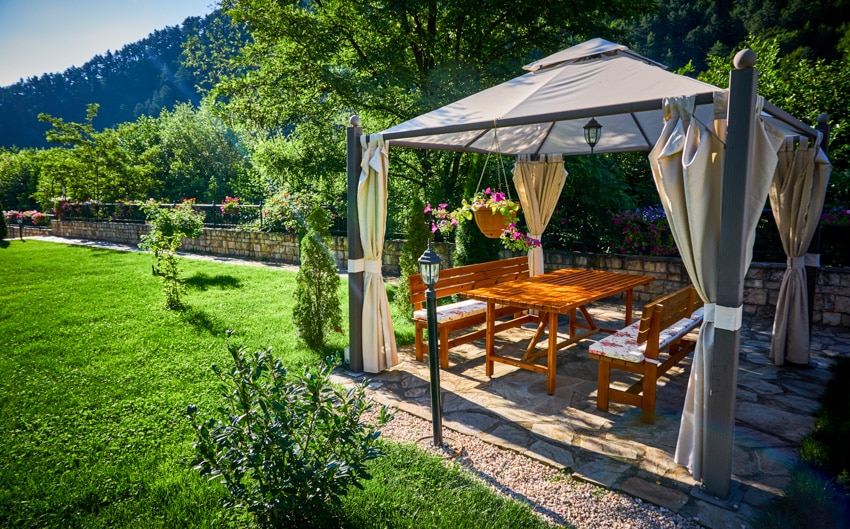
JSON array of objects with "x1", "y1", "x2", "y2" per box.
[
  {"x1": 187, "y1": 340, "x2": 392, "y2": 528},
  {"x1": 395, "y1": 194, "x2": 430, "y2": 319},
  {"x1": 138, "y1": 198, "x2": 204, "y2": 309},
  {"x1": 293, "y1": 206, "x2": 342, "y2": 348}
]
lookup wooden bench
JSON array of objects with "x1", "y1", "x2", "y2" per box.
[
  {"x1": 588, "y1": 286, "x2": 704, "y2": 424},
  {"x1": 409, "y1": 256, "x2": 534, "y2": 368}
]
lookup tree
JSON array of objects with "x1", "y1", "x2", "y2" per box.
[
  {"x1": 198, "y1": 0, "x2": 657, "y2": 219},
  {"x1": 0, "y1": 148, "x2": 40, "y2": 210},
  {"x1": 293, "y1": 206, "x2": 342, "y2": 348},
  {"x1": 138, "y1": 199, "x2": 205, "y2": 309},
  {"x1": 395, "y1": 194, "x2": 430, "y2": 319},
  {"x1": 156, "y1": 103, "x2": 256, "y2": 203},
  {"x1": 698, "y1": 35, "x2": 850, "y2": 206},
  {"x1": 38, "y1": 103, "x2": 106, "y2": 202}
]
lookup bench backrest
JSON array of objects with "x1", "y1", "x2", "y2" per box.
[
  {"x1": 408, "y1": 256, "x2": 529, "y2": 309},
  {"x1": 637, "y1": 286, "x2": 702, "y2": 344}
]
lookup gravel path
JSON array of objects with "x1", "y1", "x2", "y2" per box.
[{"x1": 370, "y1": 406, "x2": 704, "y2": 529}]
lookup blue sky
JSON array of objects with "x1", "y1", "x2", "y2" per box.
[{"x1": 0, "y1": 0, "x2": 216, "y2": 87}]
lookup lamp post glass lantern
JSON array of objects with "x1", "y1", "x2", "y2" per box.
[
  {"x1": 583, "y1": 117, "x2": 602, "y2": 153},
  {"x1": 418, "y1": 241, "x2": 443, "y2": 446}
]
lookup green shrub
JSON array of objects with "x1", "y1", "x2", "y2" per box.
[
  {"x1": 138, "y1": 198, "x2": 204, "y2": 309},
  {"x1": 395, "y1": 194, "x2": 430, "y2": 320},
  {"x1": 453, "y1": 215, "x2": 501, "y2": 266},
  {"x1": 293, "y1": 206, "x2": 342, "y2": 348},
  {"x1": 0, "y1": 204, "x2": 7, "y2": 239},
  {"x1": 187, "y1": 341, "x2": 392, "y2": 528},
  {"x1": 260, "y1": 190, "x2": 322, "y2": 234}
]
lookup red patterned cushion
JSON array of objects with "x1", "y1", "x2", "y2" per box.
[
  {"x1": 413, "y1": 299, "x2": 488, "y2": 325},
  {"x1": 589, "y1": 307, "x2": 704, "y2": 363}
]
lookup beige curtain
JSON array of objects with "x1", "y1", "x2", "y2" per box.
[
  {"x1": 512, "y1": 154, "x2": 568, "y2": 276},
  {"x1": 768, "y1": 137, "x2": 831, "y2": 365},
  {"x1": 650, "y1": 92, "x2": 783, "y2": 480},
  {"x1": 358, "y1": 134, "x2": 398, "y2": 372}
]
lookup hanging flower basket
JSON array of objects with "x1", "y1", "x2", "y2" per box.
[
  {"x1": 474, "y1": 205, "x2": 517, "y2": 238},
  {"x1": 426, "y1": 189, "x2": 541, "y2": 252}
]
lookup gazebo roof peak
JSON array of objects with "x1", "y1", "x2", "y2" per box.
[{"x1": 523, "y1": 38, "x2": 668, "y2": 73}]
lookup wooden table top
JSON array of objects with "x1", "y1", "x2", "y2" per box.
[{"x1": 463, "y1": 268, "x2": 654, "y2": 314}]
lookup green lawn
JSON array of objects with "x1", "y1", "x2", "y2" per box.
[{"x1": 0, "y1": 240, "x2": 552, "y2": 528}]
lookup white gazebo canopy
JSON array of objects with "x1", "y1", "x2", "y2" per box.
[{"x1": 380, "y1": 38, "x2": 812, "y2": 155}]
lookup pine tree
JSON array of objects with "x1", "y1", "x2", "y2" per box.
[{"x1": 293, "y1": 206, "x2": 342, "y2": 348}]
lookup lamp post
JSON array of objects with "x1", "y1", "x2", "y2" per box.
[
  {"x1": 17, "y1": 217, "x2": 23, "y2": 241},
  {"x1": 583, "y1": 117, "x2": 602, "y2": 153},
  {"x1": 418, "y1": 241, "x2": 443, "y2": 446}
]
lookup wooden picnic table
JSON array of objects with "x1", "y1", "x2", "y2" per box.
[{"x1": 462, "y1": 268, "x2": 654, "y2": 394}]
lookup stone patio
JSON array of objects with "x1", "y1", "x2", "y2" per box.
[{"x1": 352, "y1": 299, "x2": 850, "y2": 529}]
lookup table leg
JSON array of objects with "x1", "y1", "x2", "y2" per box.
[
  {"x1": 485, "y1": 301, "x2": 495, "y2": 377},
  {"x1": 547, "y1": 310, "x2": 558, "y2": 394},
  {"x1": 625, "y1": 288, "x2": 634, "y2": 325}
]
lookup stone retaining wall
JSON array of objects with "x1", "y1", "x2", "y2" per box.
[{"x1": 45, "y1": 220, "x2": 850, "y2": 327}]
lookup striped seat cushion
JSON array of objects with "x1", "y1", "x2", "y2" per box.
[{"x1": 589, "y1": 307, "x2": 704, "y2": 364}]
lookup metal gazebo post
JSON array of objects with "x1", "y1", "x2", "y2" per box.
[
  {"x1": 346, "y1": 115, "x2": 364, "y2": 373},
  {"x1": 700, "y1": 49, "x2": 758, "y2": 506}
]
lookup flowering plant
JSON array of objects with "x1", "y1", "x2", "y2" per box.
[
  {"x1": 425, "y1": 188, "x2": 540, "y2": 252},
  {"x1": 821, "y1": 207, "x2": 850, "y2": 227},
  {"x1": 610, "y1": 206, "x2": 678, "y2": 256},
  {"x1": 221, "y1": 196, "x2": 240, "y2": 215},
  {"x1": 30, "y1": 211, "x2": 49, "y2": 226}
]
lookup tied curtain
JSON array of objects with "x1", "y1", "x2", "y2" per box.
[
  {"x1": 649, "y1": 93, "x2": 783, "y2": 480},
  {"x1": 358, "y1": 134, "x2": 398, "y2": 373},
  {"x1": 512, "y1": 154, "x2": 568, "y2": 276},
  {"x1": 768, "y1": 137, "x2": 832, "y2": 365}
]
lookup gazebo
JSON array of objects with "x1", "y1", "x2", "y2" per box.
[{"x1": 343, "y1": 39, "x2": 830, "y2": 506}]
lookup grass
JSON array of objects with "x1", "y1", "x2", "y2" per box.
[{"x1": 0, "y1": 240, "x2": 550, "y2": 528}]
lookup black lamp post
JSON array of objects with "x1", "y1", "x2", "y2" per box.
[
  {"x1": 17, "y1": 217, "x2": 23, "y2": 241},
  {"x1": 418, "y1": 240, "x2": 443, "y2": 446},
  {"x1": 583, "y1": 117, "x2": 602, "y2": 153}
]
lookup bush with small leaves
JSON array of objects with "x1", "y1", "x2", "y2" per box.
[
  {"x1": 186, "y1": 340, "x2": 393, "y2": 528},
  {"x1": 138, "y1": 198, "x2": 204, "y2": 309}
]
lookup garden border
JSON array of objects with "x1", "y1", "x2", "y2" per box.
[{"x1": 43, "y1": 220, "x2": 850, "y2": 328}]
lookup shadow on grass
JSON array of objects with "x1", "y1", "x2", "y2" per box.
[
  {"x1": 0, "y1": 240, "x2": 9, "y2": 248},
  {"x1": 185, "y1": 272, "x2": 242, "y2": 291},
  {"x1": 180, "y1": 305, "x2": 228, "y2": 336}
]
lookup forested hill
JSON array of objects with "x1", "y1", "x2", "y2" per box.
[{"x1": 0, "y1": 11, "x2": 223, "y2": 149}]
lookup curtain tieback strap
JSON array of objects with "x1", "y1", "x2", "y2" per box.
[
  {"x1": 787, "y1": 256, "x2": 806, "y2": 269},
  {"x1": 704, "y1": 303, "x2": 743, "y2": 331},
  {"x1": 805, "y1": 252, "x2": 820, "y2": 267},
  {"x1": 348, "y1": 258, "x2": 383, "y2": 274},
  {"x1": 364, "y1": 259, "x2": 383, "y2": 274},
  {"x1": 348, "y1": 259, "x2": 364, "y2": 273}
]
